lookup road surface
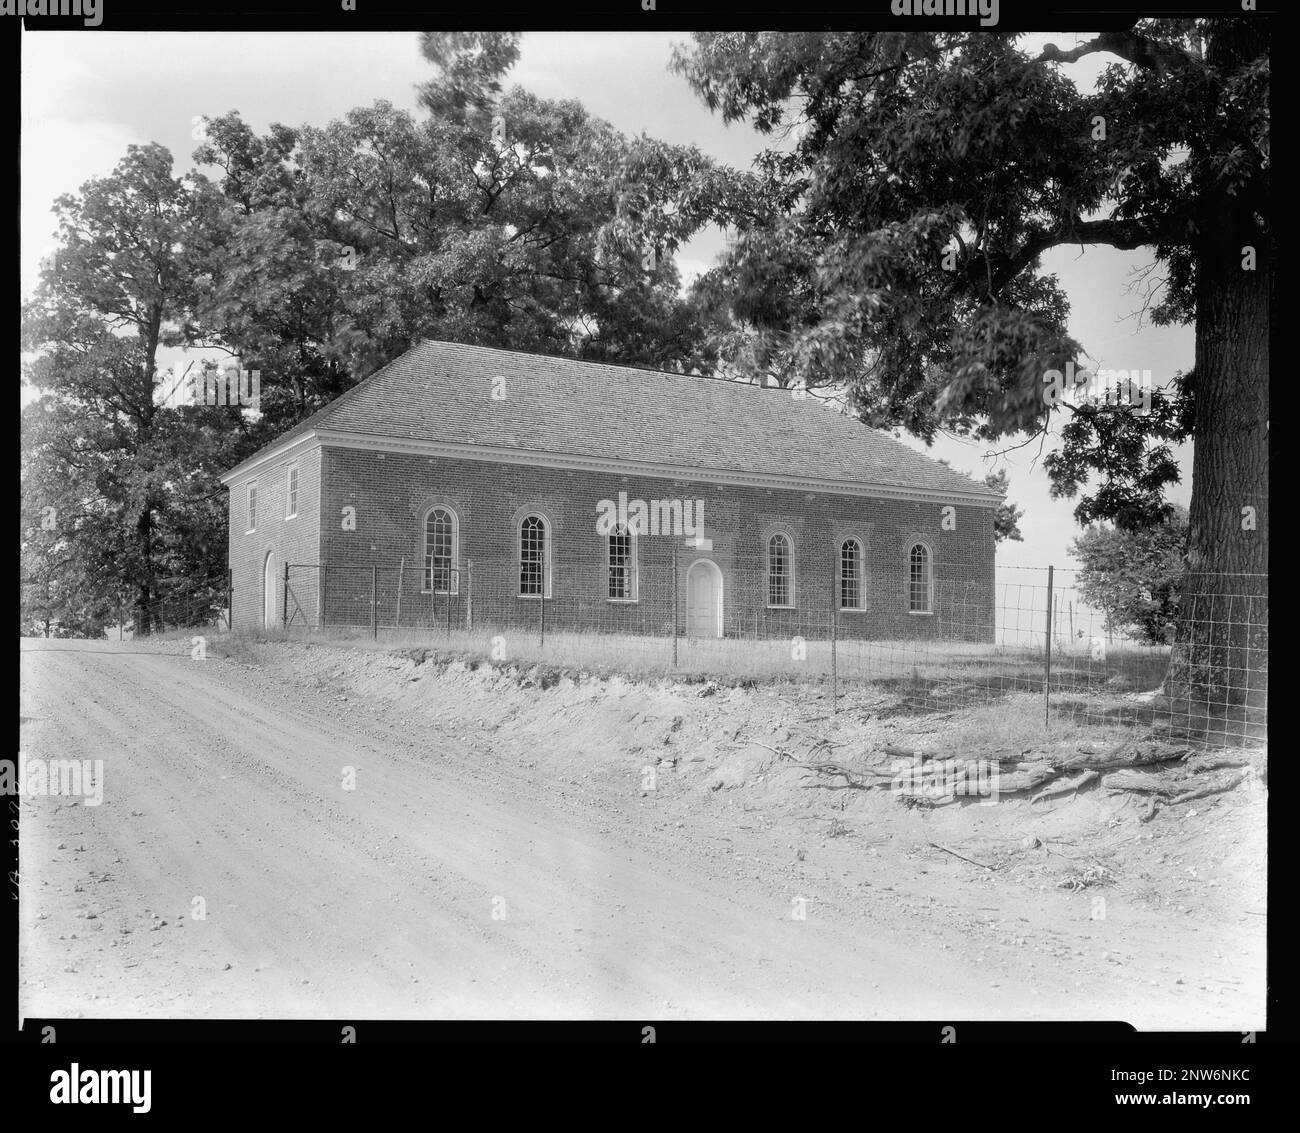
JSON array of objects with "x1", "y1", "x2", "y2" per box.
[{"x1": 18, "y1": 639, "x2": 1263, "y2": 1025}]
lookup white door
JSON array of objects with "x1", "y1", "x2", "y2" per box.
[
  {"x1": 686, "y1": 561, "x2": 722, "y2": 638},
  {"x1": 263, "y1": 551, "x2": 277, "y2": 630}
]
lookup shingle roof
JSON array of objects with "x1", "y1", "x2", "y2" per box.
[{"x1": 224, "y1": 339, "x2": 999, "y2": 504}]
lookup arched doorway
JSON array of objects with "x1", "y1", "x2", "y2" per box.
[
  {"x1": 263, "y1": 550, "x2": 277, "y2": 631},
  {"x1": 685, "y1": 559, "x2": 723, "y2": 638}
]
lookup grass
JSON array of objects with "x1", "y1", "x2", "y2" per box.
[
  {"x1": 178, "y1": 625, "x2": 1262, "y2": 751},
  {"x1": 264, "y1": 623, "x2": 1170, "y2": 689}
]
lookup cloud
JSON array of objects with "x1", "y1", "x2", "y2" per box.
[{"x1": 22, "y1": 117, "x2": 142, "y2": 297}]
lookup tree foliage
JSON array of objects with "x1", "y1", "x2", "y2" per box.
[
  {"x1": 21, "y1": 34, "x2": 725, "y2": 634},
  {"x1": 984, "y1": 468, "x2": 1024, "y2": 543},
  {"x1": 21, "y1": 144, "x2": 235, "y2": 634},
  {"x1": 1071, "y1": 509, "x2": 1189, "y2": 644},
  {"x1": 672, "y1": 24, "x2": 1267, "y2": 568}
]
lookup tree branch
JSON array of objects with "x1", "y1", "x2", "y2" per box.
[
  {"x1": 966, "y1": 214, "x2": 1189, "y2": 299},
  {"x1": 1035, "y1": 30, "x2": 1199, "y2": 78}
]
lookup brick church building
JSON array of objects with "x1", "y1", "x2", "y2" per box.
[{"x1": 220, "y1": 340, "x2": 999, "y2": 640}]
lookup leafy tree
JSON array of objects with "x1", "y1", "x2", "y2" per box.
[
  {"x1": 417, "y1": 31, "x2": 522, "y2": 121},
  {"x1": 1072, "y1": 509, "x2": 1189, "y2": 644},
  {"x1": 937, "y1": 461, "x2": 1023, "y2": 543},
  {"x1": 21, "y1": 144, "x2": 237, "y2": 634},
  {"x1": 1044, "y1": 375, "x2": 1193, "y2": 531},
  {"x1": 22, "y1": 35, "x2": 729, "y2": 636},
  {"x1": 673, "y1": 23, "x2": 1268, "y2": 702},
  {"x1": 188, "y1": 46, "x2": 727, "y2": 424},
  {"x1": 984, "y1": 468, "x2": 1024, "y2": 544}
]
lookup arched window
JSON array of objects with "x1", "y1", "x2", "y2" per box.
[
  {"x1": 767, "y1": 533, "x2": 794, "y2": 607},
  {"x1": 519, "y1": 514, "x2": 550, "y2": 597},
  {"x1": 423, "y1": 507, "x2": 459, "y2": 594},
  {"x1": 607, "y1": 524, "x2": 637, "y2": 601},
  {"x1": 908, "y1": 542, "x2": 932, "y2": 613},
  {"x1": 840, "y1": 539, "x2": 864, "y2": 610}
]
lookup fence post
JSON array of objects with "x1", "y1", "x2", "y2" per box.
[
  {"x1": 467, "y1": 561, "x2": 474, "y2": 633},
  {"x1": 321, "y1": 564, "x2": 328, "y2": 630},
  {"x1": 539, "y1": 585, "x2": 546, "y2": 649},
  {"x1": 672, "y1": 543, "x2": 679, "y2": 668},
  {"x1": 396, "y1": 557, "x2": 405, "y2": 628},
  {"x1": 445, "y1": 583, "x2": 451, "y2": 637},
  {"x1": 1044, "y1": 564, "x2": 1054, "y2": 728},
  {"x1": 371, "y1": 565, "x2": 378, "y2": 641},
  {"x1": 226, "y1": 570, "x2": 233, "y2": 631},
  {"x1": 282, "y1": 562, "x2": 289, "y2": 629}
]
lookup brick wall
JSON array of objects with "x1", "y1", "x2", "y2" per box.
[
  {"x1": 227, "y1": 443, "x2": 321, "y2": 631},
  {"x1": 295, "y1": 446, "x2": 995, "y2": 642}
]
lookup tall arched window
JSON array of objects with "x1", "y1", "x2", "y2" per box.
[
  {"x1": 423, "y1": 507, "x2": 458, "y2": 594},
  {"x1": 908, "y1": 542, "x2": 932, "y2": 613},
  {"x1": 840, "y1": 538, "x2": 864, "y2": 610},
  {"x1": 607, "y1": 524, "x2": 637, "y2": 601},
  {"x1": 767, "y1": 533, "x2": 794, "y2": 607},
  {"x1": 519, "y1": 514, "x2": 550, "y2": 597}
]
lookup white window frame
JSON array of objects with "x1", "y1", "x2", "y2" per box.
[
  {"x1": 246, "y1": 481, "x2": 257, "y2": 533},
  {"x1": 518, "y1": 514, "x2": 552, "y2": 599},
  {"x1": 606, "y1": 523, "x2": 638, "y2": 603},
  {"x1": 766, "y1": 532, "x2": 796, "y2": 609},
  {"x1": 840, "y1": 538, "x2": 866, "y2": 611},
  {"x1": 908, "y1": 541, "x2": 934, "y2": 615},
  {"x1": 422, "y1": 506, "x2": 460, "y2": 595},
  {"x1": 285, "y1": 463, "x2": 299, "y2": 520}
]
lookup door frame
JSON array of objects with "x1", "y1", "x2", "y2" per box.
[
  {"x1": 685, "y1": 557, "x2": 724, "y2": 639},
  {"x1": 263, "y1": 549, "x2": 277, "y2": 631}
]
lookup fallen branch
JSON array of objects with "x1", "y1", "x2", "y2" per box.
[
  {"x1": 880, "y1": 743, "x2": 929, "y2": 759},
  {"x1": 928, "y1": 841, "x2": 997, "y2": 870},
  {"x1": 1184, "y1": 755, "x2": 1257, "y2": 774},
  {"x1": 799, "y1": 761, "x2": 888, "y2": 790},
  {"x1": 1101, "y1": 768, "x2": 1175, "y2": 795},
  {"x1": 748, "y1": 741, "x2": 788, "y2": 759},
  {"x1": 1164, "y1": 768, "x2": 1253, "y2": 807},
  {"x1": 1031, "y1": 769, "x2": 1098, "y2": 803}
]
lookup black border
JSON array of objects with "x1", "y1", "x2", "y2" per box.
[{"x1": 5, "y1": 0, "x2": 1284, "y2": 1111}]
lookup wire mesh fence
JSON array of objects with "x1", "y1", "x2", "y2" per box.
[
  {"x1": 281, "y1": 556, "x2": 1266, "y2": 750},
  {"x1": 90, "y1": 573, "x2": 231, "y2": 639}
]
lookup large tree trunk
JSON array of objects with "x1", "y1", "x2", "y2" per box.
[
  {"x1": 132, "y1": 335, "x2": 162, "y2": 638},
  {"x1": 134, "y1": 508, "x2": 155, "y2": 637},
  {"x1": 1168, "y1": 23, "x2": 1269, "y2": 735}
]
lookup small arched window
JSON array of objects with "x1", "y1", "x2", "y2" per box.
[
  {"x1": 767, "y1": 533, "x2": 794, "y2": 607},
  {"x1": 519, "y1": 514, "x2": 551, "y2": 597},
  {"x1": 607, "y1": 524, "x2": 637, "y2": 601},
  {"x1": 423, "y1": 507, "x2": 458, "y2": 594},
  {"x1": 840, "y1": 539, "x2": 864, "y2": 610},
  {"x1": 908, "y1": 542, "x2": 932, "y2": 613}
]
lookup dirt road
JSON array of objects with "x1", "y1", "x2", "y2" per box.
[{"x1": 18, "y1": 639, "x2": 1264, "y2": 1025}]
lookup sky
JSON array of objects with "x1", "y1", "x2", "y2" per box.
[{"x1": 20, "y1": 30, "x2": 1195, "y2": 585}]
